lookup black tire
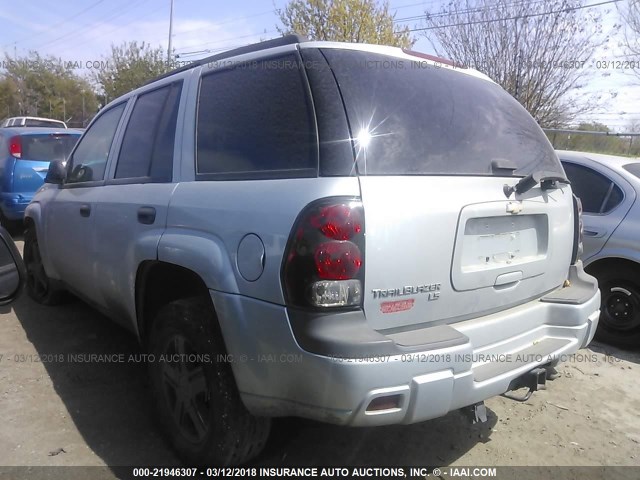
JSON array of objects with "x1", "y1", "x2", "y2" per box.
[
  {"x1": 0, "y1": 210, "x2": 20, "y2": 236},
  {"x1": 23, "y1": 225, "x2": 67, "y2": 305},
  {"x1": 148, "y1": 297, "x2": 271, "y2": 466},
  {"x1": 590, "y1": 264, "x2": 640, "y2": 348}
]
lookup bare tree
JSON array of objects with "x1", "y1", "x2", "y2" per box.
[
  {"x1": 619, "y1": 0, "x2": 640, "y2": 77},
  {"x1": 95, "y1": 41, "x2": 175, "y2": 102},
  {"x1": 277, "y1": 0, "x2": 413, "y2": 48},
  {"x1": 422, "y1": 0, "x2": 612, "y2": 127}
]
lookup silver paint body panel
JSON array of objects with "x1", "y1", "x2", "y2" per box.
[{"x1": 25, "y1": 42, "x2": 600, "y2": 425}]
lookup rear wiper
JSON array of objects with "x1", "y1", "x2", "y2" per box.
[{"x1": 503, "y1": 171, "x2": 570, "y2": 198}]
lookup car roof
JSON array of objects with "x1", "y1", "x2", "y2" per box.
[
  {"x1": 556, "y1": 149, "x2": 640, "y2": 178},
  {"x1": 299, "y1": 41, "x2": 494, "y2": 83},
  {"x1": 146, "y1": 35, "x2": 494, "y2": 88},
  {"x1": 3, "y1": 116, "x2": 66, "y2": 123},
  {"x1": 0, "y1": 127, "x2": 82, "y2": 136},
  {"x1": 557, "y1": 149, "x2": 640, "y2": 167}
]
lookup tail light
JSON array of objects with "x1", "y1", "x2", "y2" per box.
[
  {"x1": 283, "y1": 198, "x2": 364, "y2": 308},
  {"x1": 9, "y1": 136, "x2": 21, "y2": 158},
  {"x1": 571, "y1": 194, "x2": 584, "y2": 264}
]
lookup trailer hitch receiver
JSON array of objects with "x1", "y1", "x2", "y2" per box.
[{"x1": 502, "y1": 367, "x2": 547, "y2": 402}]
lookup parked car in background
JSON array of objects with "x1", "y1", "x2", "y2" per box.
[
  {"x1": 0, "y1": 127, "x2": 81, "y2": 228},
  {"x1": 558, "y1": 150, "x2": 640, "y2": 346},
  {"x1": 1, "y1": 116, "x2": 67, "y2": 129},
  {"x1": 24, "y1": 36, "x2": 600, "y2": 465}
]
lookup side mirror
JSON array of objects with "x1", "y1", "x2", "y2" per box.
[
  {"x1": 0, "y1": 226, "x2": 25, "y2": 306},
  {"x1": 45, "y1": 160, "x2": 66, "y2": 184}
]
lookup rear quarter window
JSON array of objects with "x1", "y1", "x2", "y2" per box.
[
  {"x1": 623, "y1": 162, "x2": 640, "y2": 179},
  {"x1": 320, "y1": 49, "x2": 562, "y2": 177},
  {"x1": 562, "y1": 161, "x2": 624, "y2": 213},
  {"x1": 196, "y1": 54, "x2": 317, "y2": 179}
]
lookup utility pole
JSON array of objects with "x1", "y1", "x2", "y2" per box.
[
  {"x1": 513, "y1": 19, "x2": 520, "y2": 100},
  {"x1": 167, "y1": 0, "x2": 174, "y2": 65}
]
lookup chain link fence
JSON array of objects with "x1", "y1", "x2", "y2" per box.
[{"x1": 545, "y1": 128, "x2": 640, "y2": 157}]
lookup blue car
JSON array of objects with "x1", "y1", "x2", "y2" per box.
[{"x1": 0, "y1": 127, "x2": 82, "y2": 228}]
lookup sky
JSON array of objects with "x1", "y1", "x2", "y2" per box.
[{"x1": 0, "y1": 0, "x2": 638, "y2": 130}]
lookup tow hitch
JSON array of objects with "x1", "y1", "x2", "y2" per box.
[{"x1": 502, "y1": 367, "x2": 548, "y2": 402}]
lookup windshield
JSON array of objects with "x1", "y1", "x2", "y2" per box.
[
  {"x1": 20, "y1": 133, "x2": 80, "y2": 161},
  {"x1": 623, "y1": 162, "x2": 640, "y2": 179},
  {"x1": 322, "y1": 49, "x2": 563, "y2": 177}
]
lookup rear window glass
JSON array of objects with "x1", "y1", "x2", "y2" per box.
[
  {"x1": 623, "y1": 163, "x2": 640, "y2": 179},
  {"x1": 24, "y1": 119, "x2": 65, "y2": 128},
  {"x1": 20, "y1": 134, "x2": 80, "y2": 162},
  {"x1": 321, "y1": 49, "x2": 563, "y2": 177}
]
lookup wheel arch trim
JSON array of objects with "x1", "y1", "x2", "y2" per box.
[
  {"x1": 24, "y1": 203, "x2": 58, "y2": 279},
  {"x1": 156, "y1": 228, "x2": 239, "y2": 294}
]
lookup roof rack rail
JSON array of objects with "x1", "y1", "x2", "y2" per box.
[{"x1": 145, "y1": 34, "x2": 308, "y2": 86}]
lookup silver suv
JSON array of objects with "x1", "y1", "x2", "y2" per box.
[{"x1": 24, "y1": 36, "x2": 600, "y2": 465}]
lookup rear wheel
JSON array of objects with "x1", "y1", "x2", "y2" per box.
[
  {"x1": 23, "y1": 225, "x2": 67, "y2": 305},
  {"x1": 0, "y1": 210, "x2": 21, "y2": 236},
  {"x1": 590, "y1": 264, "x2": 640, "y2": 347},
  {"x1": 148, "y1": 297, "x2": 270, "y2": 465}
]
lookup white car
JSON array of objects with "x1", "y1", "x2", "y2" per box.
[
  {"x1": 558, "y1": 150, "x2": 640, "y2": 347},
  {"x1": 1, "y1": 116, "x2": 67, "y2": 129}
]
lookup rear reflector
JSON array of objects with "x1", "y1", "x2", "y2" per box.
[{"x1": 366, "y1": 395, "x2": 402, "y2": 412}]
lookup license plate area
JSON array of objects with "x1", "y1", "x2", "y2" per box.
[
  {"x1": 461, "y1": 215, "x2": 547, "y2": 272},
  {"x1": 452, "y1": 203, "x2": 549, "y2": 292}
]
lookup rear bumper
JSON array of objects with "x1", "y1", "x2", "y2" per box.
[
  {"x1": 0, "y1": 193, "x2": 32, "y2": 220},
  {"x1": 212, "y1": 263, "x2": 600, "y2": 426}
]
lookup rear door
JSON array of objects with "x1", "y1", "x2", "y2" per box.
[
  {"x1": 91, "y1": 80, "x2": 184, "y2": 321},
  {"x1": 321, "y1": 48, "x2": 574, "y2": 331},
  {"x1": 561, "y1": 159, "x2": 633, "y2": 262}
]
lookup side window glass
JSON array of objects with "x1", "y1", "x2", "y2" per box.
[
  {"x1": 115, "y1": 82, "x2": 182, "y2": 181},
  {"x1": 562, "y1": 161, "x2": 623, "y2": 213},
  {"x1": 196, "y1": 54, "x2": 316, "y2": 177},
  {"x1": 603, "y1": 183, "x2": 624, "y2": 212},
  {"x1": 67, "y1": 103, "x2": 126, "y2": 184}
]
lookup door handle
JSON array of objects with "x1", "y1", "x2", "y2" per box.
[
  {"x1": 137, "y1": 206, "x2": 156, "y2": 225},
  {"x1": 584, "y1": 228, "x2": 607, "y2": 238},
  {"x1": 79, "y1": 204, "x2": 91, "y2": 217}
]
